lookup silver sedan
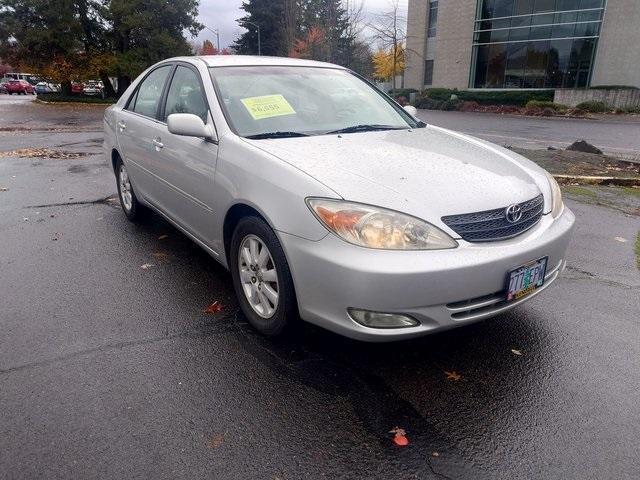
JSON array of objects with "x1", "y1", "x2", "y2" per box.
[{"x1": 103, "y1": 55, "x2": 575, "y2": 341}]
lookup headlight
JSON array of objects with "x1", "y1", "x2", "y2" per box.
[
  {"x1": 545, "y1": 172, "x2": 564, "y2": 218},
  {"x1": 306, "y1": 198, "x2": 458, "y2": 250}
]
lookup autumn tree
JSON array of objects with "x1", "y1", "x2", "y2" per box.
[
  {"x1": 369, "y1": 0, "x2": 406, "y2": 88},
  {"x1": 372, "y1": 45, "x2": 405, "y2": 82},
  {"x1": 201, "y1": 39, "x2": 216, "y2": 55},
  {"x1": 290, "y1": 26, "x2": 327, "y2": 60},
  {"x1": 0, "y1": 0, "x2": 88, "y2": 94}
]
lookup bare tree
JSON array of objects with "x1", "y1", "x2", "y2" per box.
[{"x1": 368, "y1": 0, "x2": 406, "y2": 89}]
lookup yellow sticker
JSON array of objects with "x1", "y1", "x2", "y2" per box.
[{"x1": 241, "y1": 94, "x2": 296, "y2": 120}]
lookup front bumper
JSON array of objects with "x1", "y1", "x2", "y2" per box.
[{"x1": 279, "y1": 207, "x2": 575, "y2": 342}]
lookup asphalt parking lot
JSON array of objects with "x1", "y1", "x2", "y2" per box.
[{"x1": 1, "y1": 96, "x2": 639, "y2": 479}]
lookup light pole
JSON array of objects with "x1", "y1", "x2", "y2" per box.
[
  {"x1": 243, "y1": 21, "x2": 261, "y2": 56},
  {"x1": 203, "y1": 25, "x2": 220, "y2": 52}
]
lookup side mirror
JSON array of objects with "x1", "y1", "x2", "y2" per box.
[
  {"x1": 167, "y1": 113, "x2": 216, "y2": 141},
  {"x1": 403, "y1": 105, "x2": 418, "y2": 117}
]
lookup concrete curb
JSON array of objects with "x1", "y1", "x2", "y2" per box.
[{"x1": 554, "y1": 174, "x2": 640, "y2": 187}]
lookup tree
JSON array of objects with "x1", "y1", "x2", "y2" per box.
[
  {"x1": 234, "y1": 0, "x2": 286, "y2": 56},
  {"x1": 372, "y1": 45, "x2": 405, "y2": 82},
  {"x1": 104, "y1": 0, "x2": 202, "y2": 95},
  {"x1": 290, "y1": 26, "x2": 326, "y2": 60},
  {"x1": 0, "y1": 0, "x2": 88, "y2": 93},
  {"x1": 201, "y1": 39, "x2": 216, "y2": 55},
  {"x1": 369, "y1": 0, "x2": 406, "y2": 88},
  {"x1": 300, "y1": 0, "x2": 348, "y2": 63}
]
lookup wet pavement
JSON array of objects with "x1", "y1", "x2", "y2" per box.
[
  {"x1": 1, "y1": 96, "x2": 639, "y2": 479},
  {"x1": 418, "y1": 109, "x2": 640, "y2": 161}
]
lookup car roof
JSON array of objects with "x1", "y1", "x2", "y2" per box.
[{"x1": 166, "y1": 55, "x2": 346, "y2": 70}]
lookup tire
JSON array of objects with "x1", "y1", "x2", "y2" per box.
[
  {"x1": 115, "y1": 158, "x2": 146, "y2": 222},
  {"x1": 230, "y1": 216, "x2": 298, "y2": 336}
]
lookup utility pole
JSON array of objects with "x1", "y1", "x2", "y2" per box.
[
  {"x1": 203, "y1": 26, "x2": 220, "y2": 52},
  {"x1": 244, "y1": 21, "x2": 261, "y2": 55}
]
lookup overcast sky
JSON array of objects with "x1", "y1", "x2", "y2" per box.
[{"x1": 195, "y1": 0, "x2": 408, "y2": 50}]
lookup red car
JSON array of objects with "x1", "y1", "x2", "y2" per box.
[
  {"x1": 71, "y1": 82, "x2": 84, "y2": 94},
  {"x1": 6, "y1": 80, "x2": 35, "y2": 95}
]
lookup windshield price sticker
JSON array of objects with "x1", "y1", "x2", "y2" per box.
[{"x1": 241, "y1": 94, "x2": 296, "y2": 120}]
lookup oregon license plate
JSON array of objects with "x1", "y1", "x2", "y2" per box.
[{"x1": 506, "y1": 257, "x2": 548, "y2": 302}]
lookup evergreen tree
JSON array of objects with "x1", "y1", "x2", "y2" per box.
[
  {"x1": 104, "y1": 0, "x2": 202, "y2": 95},
  {"x1": 233, "y1": 0, "x2": 286, "y2": 56}
]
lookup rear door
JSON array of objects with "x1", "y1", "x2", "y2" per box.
[
  {"x1": 115, "y1": 64, "x2": 173, "y2": 208},
  {"x1": 153, "y1": 63, "x2": 219, "y2": 245}
]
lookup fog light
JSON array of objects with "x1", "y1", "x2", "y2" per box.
[{"x1": 348, "y1": 309, "x2": 419, "y2": 329}]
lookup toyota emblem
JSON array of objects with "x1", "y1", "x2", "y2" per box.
[{"x1": 505, "y1": 204, "x2": 523, "y2": 223}]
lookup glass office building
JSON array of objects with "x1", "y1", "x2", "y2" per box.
[{"x1": 471, "y1": 0, "x2": 605, "y2": 88}]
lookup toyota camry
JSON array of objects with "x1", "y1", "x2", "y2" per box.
[{"x1": 103, "y1": 56, "x2": 574, "y2": 341}]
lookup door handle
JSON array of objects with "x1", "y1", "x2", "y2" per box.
[
  {"x1": 117, "y1": 121, "x2": 126, "y2": 133},
  {"x1": 152, "y1": 138, "x2": 164, "y2": 150}
]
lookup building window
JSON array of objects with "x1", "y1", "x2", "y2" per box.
[
  {"x1": 424, "y1": 60, "x2": 434, "y2": 85},
  {"x1": 472, "y1": 0, "x2": 604, "y2": 88},
  {"x1": 428, "y1": 1, "x2": 438, "y2": 38}
]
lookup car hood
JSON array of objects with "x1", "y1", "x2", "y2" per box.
[{"x1": 244, "y1": 125, "x2": 551, "y2": 228}]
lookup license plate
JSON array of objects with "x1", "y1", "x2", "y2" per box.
[{"x1": 506, "y1": 257, "x2": 548, "y2": 302}]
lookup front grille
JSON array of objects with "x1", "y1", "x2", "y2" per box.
[{"x1": 441, "y1": 194, "x2": 544, "y2": 242}]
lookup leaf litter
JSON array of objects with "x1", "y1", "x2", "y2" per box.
[{"x1": 389, "y1": 427, "x2": 409, "y2": 447}]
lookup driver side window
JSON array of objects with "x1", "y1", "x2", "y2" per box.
[{"x1": 164, "y1": 66, "x2": 209, "y2": 123}]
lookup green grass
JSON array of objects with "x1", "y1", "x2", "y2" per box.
[
  {"x1": 562, "y1": 186, "x2": 598, "y2": 198},
  {"x1": 37, "y1": 93, "x2": 116, "y2": 104},
  {"x1": 621, "y1": 186, "x2": 640, "y2": 197},
  {"x1": 635, "y1": 232, "x2": 640, "y2": 270}
]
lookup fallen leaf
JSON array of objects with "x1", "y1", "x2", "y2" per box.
[
  {"x1": 204, "y1": 301, "x2": 224, "y2": 314},
  {"x1": 152, "y1": 250, "x2": 170, "y2": 259},
  {"x1": 207, "y1": 434, "x2": 224, "y2": 449},
  {"x1": 50, "y1": 214, "x2": 55, "y2": 218},
  {"x1": 389, "y1": 427, "x2": 409, "y2": 447},
  {"x1": 511, "y1": 349, "x2": 523, "y2": 356},
  {"x1": 432, "y1": 451, "x2": 440, "y2": 457},
  {"x1": 22, "y1": 217, "x2": 29, "y2": 222},
  {"x1": 614, "y1": 237, "x2": 627, "y2": 243},
  {"x1": 444, "y1": 370, "x2": 462, "y2": 381},
  {"x1": 158, "y1": 234, "x2": 169, "y2": 240},
  {"x1": 141, "y1": 263, "x2": 155, "y2": 270},
  {"x1": 0, "y1": 187, "x2": 8, "y2": 192}
]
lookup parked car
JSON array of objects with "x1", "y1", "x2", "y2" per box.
[
  {"x1": 34, "y1": 82, "x2": 58, "y2": 94},
  {"x1": 71, "y1": 82, "x2": 84, "y2": 94},
  {"x1": 6, "y1": 79, "x2": 35, "y2": 95},
  {"x1": 84, "y1": 80, "x2": 103, "y2": 96},
  {"x1": 104, "y1": 56, "x2": 575, "y2": 341}
]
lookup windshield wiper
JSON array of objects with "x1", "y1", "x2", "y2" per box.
[
  {"x1": 245, "y1": 131, "x2": 310, "y2": 140},
  {"x1": 324, "y1": 124, "x2": 407, "y2": 135}
]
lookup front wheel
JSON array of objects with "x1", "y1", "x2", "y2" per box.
[{"x1": 230, "y1": 216, "x2": 298, "y2": 336}]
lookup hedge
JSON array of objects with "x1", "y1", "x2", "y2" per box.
[
  {"x1": 37, "y1": 93, "x2": 116, "y2": 104},
  {"x1": 575, "y1": 100, "x2": 607, "y2": 113},
  {"x1": 421, "y1": 88, "x2": 555, "y2": 106}
]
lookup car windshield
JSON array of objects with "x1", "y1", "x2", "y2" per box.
[{"x1": 209, "y1": 66, "x2": 417, "y2": 138}]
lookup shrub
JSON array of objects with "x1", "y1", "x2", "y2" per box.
[
  {"x1": 421, "y1": 88, "x2": 554, "y2": 106},
  {"x1": 525, "y1": 100, "x2": 567, "y2": 111},
  {"x1": 622, "y1": 106, "x2": 640, "y2": 114},
  {"x1": 440, "y1": 99, "x2": 462, "y2": 111},
  {"x1": 37, "y1": 93, "x2": 116, "y2": 104},
  {"x1": 589, "y1": 85, "x2": 639, "y2": 90},
  {"x1": 388, "y1": 88, "x2": 418, "y2": 98},
  {"x1": 413, "y1": 97, "x2": 443, "y2": 110},
  {"x1": 575, "y1": 100, "x2": 608, "y2": 113}
]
